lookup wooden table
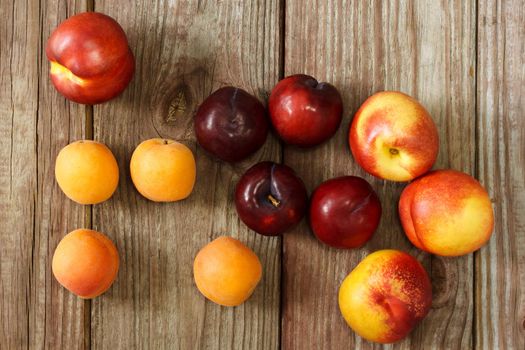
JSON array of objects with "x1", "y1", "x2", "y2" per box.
[{"x1": 1, "y1": 1, "x2": 524, "y2": 349}]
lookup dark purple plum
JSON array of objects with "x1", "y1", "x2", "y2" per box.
[
  {"x1": 235, "y1": 161, "x2": 308, "y2": 236},
  {"x1": 194, "y1": 87, "x2": 268, "y2": 162}
]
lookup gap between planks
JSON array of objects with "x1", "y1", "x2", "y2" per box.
[
  {"x1": 84, "y1": 3, "x2": 95, "y2": 349},
  {"x1": 83, "y1": 94, "x2": 94, "y2": 349},
  {"x1": 472, "y1": 0, "x2": 480, "y2": 348},
  {"x1": 278, "y1": 0, "x2": 286, "y2": 349}
]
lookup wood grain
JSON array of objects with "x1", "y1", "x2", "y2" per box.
[
  {"x1": 1, "y1": 0, "x2": 90, "y2": 349},
  {"x1": 475, "y1": 0, "x2": 525, "y2": 348},
  {"x1": 90, "y1": 1, "x2": 282, "y2": 349},
  {"x1": 33, "y1": 1, "x2": 91, "y2": 349},
  {"x1": 282, "y1": 1, "x2": 476, "y2": 349},
  {"x1": 1, "y1": 1, "x2": 524, "y2": 349},
  {"x1": 0, "y1": 0, "x2": 38, "y2": 347}
]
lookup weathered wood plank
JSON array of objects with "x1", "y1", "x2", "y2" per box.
[
  {"x1": 32, "y1": 0, "x2": 91, "y2": 349},
  {"x1": 475, "y1": 0, "x2": 525, "y2": 348},
  {"x1": 0, "y1": 0, "x2": 39, "y2": 347},
  {"x1": 282, "y1": 1, "x2": 476, "y2": 349},
  {"x1": 91, "y1": 1, "x2": 282, "y2": 349},
  {"x1": 1, "y1": 0, "x2": 89, "y2": 349}
]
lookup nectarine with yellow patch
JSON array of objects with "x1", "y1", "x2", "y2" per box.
[{"x1": 46, "y1": 12, "x2": 135, "y2": 104}]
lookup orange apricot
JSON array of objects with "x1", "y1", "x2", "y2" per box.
[
  {"x1": 52, "y1": 229, "x2": 119, "y2": 299},
  {"x1": 193, "y1": 236, "x2": 262, "y2": 306},
  {"x1": 130, "y1": 138, "x2": 196, "y2": 202},
  {"x1": 55, "y1": 140, "x2": 119, "y2": 204}
]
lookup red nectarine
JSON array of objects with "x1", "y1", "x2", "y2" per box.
[{"x1": 46, "y1": 12, "x2": 135, "y2": 104}]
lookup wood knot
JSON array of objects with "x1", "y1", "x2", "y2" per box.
[{"x1": 166, "y1": 84, "x2": 192, "y2": 124}]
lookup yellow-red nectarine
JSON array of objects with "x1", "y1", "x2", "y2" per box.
[
  {"x1": 349, "y1": 91, "x2": 439, "y2": 182},
  {"x1": 399, "y1": 169, "x2": 494, "y2": 256},
  {"x1": 339, "y1": 249, "x2": 432, "y2": 343}
]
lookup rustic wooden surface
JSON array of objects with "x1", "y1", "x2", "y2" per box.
[
  {"x1": 2, "y1": 1, "x2": 89, "y2": 349},
  {"x1": 476, "y1": 0, "x2": 525, "y2": 349},
  {"x1": 0, "y1": 0, "x2": 523, "y2": 349},
  {"x1": 282, "y1": 1, "x2": 477, "y2": 349},
  {"x1": 91, "y1": 1, "x2": 282, "y2": 349}
]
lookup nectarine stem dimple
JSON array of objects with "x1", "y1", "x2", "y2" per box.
[
  {"x1": 389, "y1": 148, "x2": 399, "y2": 155},
  {"x1": 267, "y1": 194, "x2": 281, "y2": 207}
]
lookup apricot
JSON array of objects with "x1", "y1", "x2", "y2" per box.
[
  {"x1": 193, "y1": 236, "x2": 262, "y2": 306},
  {"x1": 52, "y1": 229, "x2": 119, "y2": 298},
  {"x1": 55, "y1": 140, "x2": 119, "y2": 204},
  {"x1": 339, "y1": 249, "x2": 432, "y2": 343},
  {"x1": 130, "y1": 138, "x2": 196, "y2": 202},
  {"x1": 399, "y1": 169, "x2": 494, "y2": 256}
]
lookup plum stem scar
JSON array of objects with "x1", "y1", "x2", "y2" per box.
[{"x1": 267, "y1": 194, "x2": 281, "y2": 207}]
